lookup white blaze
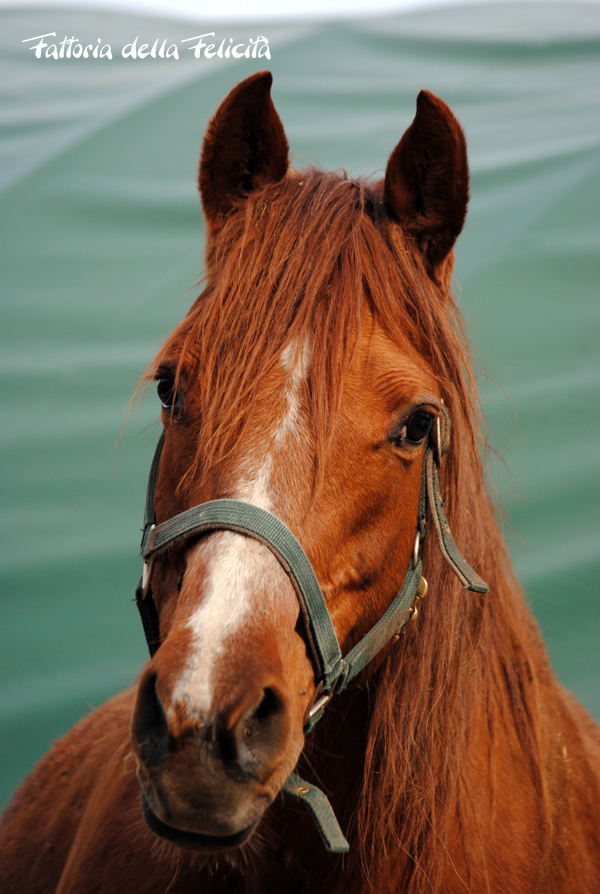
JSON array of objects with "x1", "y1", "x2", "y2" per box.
[{"x1": 170, "y1": 338, "x2": 311, "y2": 719}]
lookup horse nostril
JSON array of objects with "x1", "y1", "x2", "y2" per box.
[
  {"x1": 210, "y1": 687, "x2": 286, "y2": 771},
  {"x1": 132, "y1": 671, "x2": 168, "y2": 768},
  {"x1": 255, "y1": 687, "x2": 283, "y2": 723},
  {"x1": 240, "y1": 687, "x2": 284, "y2": 748},
  {"x1": 213, "y1": 724, "x2": 239, "y2": 765}
]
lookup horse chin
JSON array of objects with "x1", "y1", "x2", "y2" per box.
[
  {"x1": 132, "y1": 719, "x2": 304, "y2": 854},
  {"x1": 141, "y1": 792, "x2": 260, "y2": 852}
]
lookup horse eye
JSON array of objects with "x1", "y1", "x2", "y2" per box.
[
  {"x1": 156, "y1": 377, "x2": 176, "y2": 410},
  {"x1": 392, "y1": 411, "x2": 434, "y2": 448},
  {"x1": 404, "y1": 411, "x2": 434, "y2": 445}
]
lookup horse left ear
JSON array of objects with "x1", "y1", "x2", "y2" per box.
[
  {"x1": 384, "y1": 90, "x2": 469, "y2": 272},
  {"x1": 199, "y1": 71, "x2": 289, "y2": 234}
]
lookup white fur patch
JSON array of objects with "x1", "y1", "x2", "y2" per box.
[
  {"x1": 170, "y1": 338, "x2": 310, "y2": 720},
  {"x1": 276, "y1": 336, "x2": 311, "y2": 445}
]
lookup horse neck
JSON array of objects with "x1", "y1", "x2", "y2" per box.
[{"x1": 294, "y1": 505, "x2": 598, "y2": 892}]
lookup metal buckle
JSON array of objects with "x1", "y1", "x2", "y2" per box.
[
  {"x1": 433, "y1": 415, "x2": 443, "y2": 466},
  {"x1": 304, "y1": 670, "x2": 342, "y2": 725},
  {"x1": 141, "y1": 549, "x2": 155, "y2": 601},
  {"x1": 306, "y1": 688, "x2": 333, "y2": 723},
  {"x1": 409, "y1": 575, "x2": 428, "y2": 623},
  {"x1": 413, "y1": 530, "x2": 421, "y2": 568}
]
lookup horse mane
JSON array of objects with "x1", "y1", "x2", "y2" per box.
[
  {"x1": 154, "y1": 169, "x2": 588, "y2": 891},
  {"x1": 155, "y1": 169, "x2": 475, "y2": 487}
]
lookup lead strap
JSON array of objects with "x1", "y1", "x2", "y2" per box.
[{"x1": 283, "y1": 772, "x2": 349, "y2": 853}]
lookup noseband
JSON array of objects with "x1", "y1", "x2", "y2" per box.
[{"x1": 134, "y1": 407, "x2": 488, "y2": 853}]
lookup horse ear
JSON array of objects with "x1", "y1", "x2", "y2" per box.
[
  {"x1": 199, "y1": 71, "x2": 289, "y2": 233},
  {"x1": 384, "y1": 90, "x2": 469, "y2": 272}
]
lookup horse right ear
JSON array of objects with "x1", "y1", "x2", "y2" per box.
[
  {"x1": 384, "y1": 90, "x2": 469, "y2": 274},
  {"x1": 199, "y1": 71, "x2": 289, "y2": 234}
]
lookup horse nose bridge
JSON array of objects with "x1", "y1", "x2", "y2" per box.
[
  {"x1": 131, "y1": 525, "x2": 316, "y2": 779},
  {"x1": 169, "y1": 528, "x2": 305, "y2": 699}
]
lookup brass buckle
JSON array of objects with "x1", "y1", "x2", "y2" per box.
[{"x1": 409, "y1": 575, "x2": 428, "y2": 623}]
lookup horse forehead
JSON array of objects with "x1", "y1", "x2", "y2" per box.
[
  {"x1": 355, "y1": 323, "x2": 439, "y2": 399},
  {"x1": 217, "y1": 337, "x2": 311, "y2": 492}
]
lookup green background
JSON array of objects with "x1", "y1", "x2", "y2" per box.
[{"x1": 1, "y1": 3, "x2": 599, "y2": 809}]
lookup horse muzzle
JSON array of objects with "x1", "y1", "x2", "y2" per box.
[{"x1": 131, "y1": 630, "x2": 308, "y2": 850}]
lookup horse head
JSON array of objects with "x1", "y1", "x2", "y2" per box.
[{"x1": 130, "y1": 71, "x2": 472, "y2": 852}]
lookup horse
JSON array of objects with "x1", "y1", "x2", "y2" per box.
[{"x1": 1, "y1": 70, "x2": 599, "y2": 894}]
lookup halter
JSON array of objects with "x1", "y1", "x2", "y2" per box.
[{"x1": 134, "y1": 407, "x2": 488, "y2": 853}]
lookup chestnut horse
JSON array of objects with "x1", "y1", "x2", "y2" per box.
[{"x1": 1, "y1": 72, "x2": 599, "y2": 894}]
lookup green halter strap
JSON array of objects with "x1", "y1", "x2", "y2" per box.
[{"x1": 134, "y1": 409, "x2": 488, "y2": 854}]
